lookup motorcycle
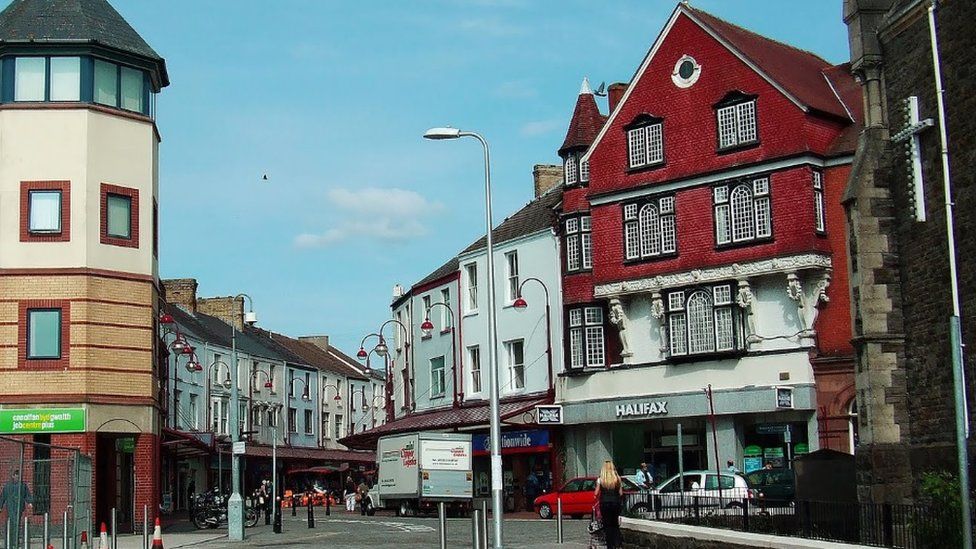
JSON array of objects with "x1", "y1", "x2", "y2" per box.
[{"x1": 191, "y1": 489, "x2": 259, "y2": 529}]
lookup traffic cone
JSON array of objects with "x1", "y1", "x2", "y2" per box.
[
  {"x1": 151, "y1": 517, "x2": 164, "y2": 549},
  {"x1": 80, "y1": 530, "x2": 89, "y2": 549},
  {"x1": 99, "y1": 523, "x2": 109, "y2": 549}
]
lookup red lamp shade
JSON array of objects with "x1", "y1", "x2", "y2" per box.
[
  {"x1": 333, "y1": 394, "x2": 342, "y2": 402},
  {"x1": 421, "y1": 319, "x2": 434, "y2": 335},
  {"x1": 195, "y1": 362, "x2": 204, "y2": 372},
  {"x1": 513, "y1": 296, "x2": 528, "y2": 309},
  {"x1": 159, "y1": 312, "x2": 175, "y2": 324},
  {"x1": 356, "y1": 347, "x2": 368, "y2": 360},
  {"x1": 264, "y1": 381, "x2": 273, "y2": 389}
]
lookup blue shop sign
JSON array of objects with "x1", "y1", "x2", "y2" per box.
[{"x1": 473, "y1": 429, "x2": 549, "y2": 456}]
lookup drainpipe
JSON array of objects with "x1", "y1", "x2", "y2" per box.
[{"x1": 927, "y1": 3, "x2": 972, "y2": 548}]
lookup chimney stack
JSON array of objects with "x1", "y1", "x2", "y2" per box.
[
  {"x1": 300, "y1": 335, "x2": 331, "y2": 352},
  {"x1": 198, "y1": 296, "x2": 244, "y2": 330},
  {"x1": 533, "y1": 164, "x2": 562, "y2": 197},
  {"x1": 162, "y1": 279, "x2": 198, "y2": 314},
  {"x1": 608, "y1": 82, "x2": 628, "y2": 114}
]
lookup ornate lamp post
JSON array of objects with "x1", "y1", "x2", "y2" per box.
[
  {"x1": 512, "y1": 277, "x2": 554, "y2": 398},
  {"x1": 421, "y1": 301, "x2": 459, "y2": 406}
]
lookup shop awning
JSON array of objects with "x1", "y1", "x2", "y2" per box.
[
  {"x1": 227, "y1": 444, "x2": 375, "y2": 464},
  {"x1": 339, "y1": 393, "x2": 553, "y2": 450},
  {"x1": 161, "y1": 427, "x2": 214, "y2": 458},
  {"x1": 286, "y1": 465, "x2": 348, "y2": 476}
]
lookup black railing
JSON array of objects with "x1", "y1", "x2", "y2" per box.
[{"x1": 623, "y1": 492, "x2": 959, "y2": 548}]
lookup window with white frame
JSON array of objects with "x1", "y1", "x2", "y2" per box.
[
  {"x1": 267, "y1": 408, "x2": 278, "y2": 428},
  {"x1": 813, "y1": 170, "x2": 825, "y2": 233},
  {"x1": 504, "y1": 340, "x2": 525, "y2": 390},
  {"x1": 580, "y1": 159, "x2": 590, "y2": 183},
  {"x1": 239, "y1": 402, "x2": 247, "y2": 434},
  {"x1": 212, "y1": 353, "x2": 223, "y2": 387},
  {"x1": 627, "y1": 118, "x2": 664, "y2": 169},
  {"x1": 624, "y1": 197, "x2": 676, "y2": 260},
  {"x1": 211, "y1": 398, "x2": 229, "y2": 435},
  {"x1": 713, "y1": 178, "x2": 771, "y2": 245},
  {"x1": 568, "y1": 307, "x2": 605, "y2": 368},
  {"x1": 465, "y1": 263, "x2": 478, "y2": 312},
  {"x1": 440, "y1": 288, "x2": 451, "y2": 329},
  {"x1": 187, "y1": 394, "x2": 199, "y2": 430},
  {"x1": 395, "y1": 310, "x2": 404, "y2": 348},
  {"x1": 304, "y1": 409, "x2": 314, "y2": 435},
  {"x1": 565, "y1": 215, "x2": 592, "y2": 272},
  {"x1": 666, "y1": 284, "x2": 741, "y2": 357},
  {"x1": 716, "y1": 97, "x2": 757, "y2": 149},
  {"x1": 468, "y1": 345, "x2": 482, "y2": 394},
  {"x1": 334, "y1": 415, "x2": 344, "y2": 439},
  {"x1": 505, "y1": 251, "x2": 519, "y2": 302},
  {"x1": 431, "y1": 356, "x2": 446, "y2": 397},
  {"x1": 422, "y1": 295, "x2": 432, "y2": 329},
  {"x1": 564, "y1": 154, "x2": 578, "y2": 185},
  {"x1": 268, "y1": 364, "x2": 276, "y2": 393},
  {"x1": 322, "y1": 411, "x2": 331, "y2": 439},
  {"x1": 28, "y1": 190, "x2": 63, "y2": 234},
  {"x1": 288, "y1": 407, "x2": 297, "y2": 433},
  {"x1": 252, "y1": 406, "x2": 263, "y2": 427}
]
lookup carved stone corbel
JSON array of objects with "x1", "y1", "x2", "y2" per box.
[
  {"x1": 786, "y1": 272, "x2": 805, "y2": 307},
  {"x1": 736, "y1": 279, "x2": 756, "y2": 343},
  {"x1": 608, "y1": 298, "x2": 633, "y2": 359},
  {"x1": 650, "y1": 291, "x2": 668, "y2": 355},
  {"x1": 815, "y1": 269, "x2": 832, "y2": 306}
]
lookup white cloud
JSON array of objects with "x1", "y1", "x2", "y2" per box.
[
  {"x1": 520, "y1": 119, "x2": 564, "y2": 137},
  {"x1": 294, "y1": 187, "x2": 443, "y2": 249}
]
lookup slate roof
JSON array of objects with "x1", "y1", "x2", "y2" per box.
[
  {"x1": 822, "y1": 62, "x2": 864, "y2": 156},
  {"x1": 265, "y1": 332, "x2": 369, "y2": 380},
  {"x1": 461, "y1": 186, "x2": 563, "y2": 255},
  {"x1": 560, "y1": 83, "x2": 607, "y2": 154},
  {"x1": 685, "y1": 6, "x2": 849, "y2": 120},
  {"x1": 0, "y1": 0, "x2": 161, "y2": 59},
  {"x1": 413, "y1": 257, "x2": 459, "y2": 289},
  {"x1": 166, "y1": 306, "x2": 289, "y2": 362}
]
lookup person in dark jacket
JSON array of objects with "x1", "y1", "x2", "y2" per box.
[
  {"x1": 0, "y1": 470, "x2": 32, "y2": 547},
  {"x1": 594, "y1": 461, "x2": 623, "y2": 549}
]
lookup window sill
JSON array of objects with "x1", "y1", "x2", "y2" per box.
[
  {"x1": 625, "y1": 161, "x2": 666, "y2": 175},
  {"x1": 565, "y1": 268, "x2": 593, "y2": 276},
  {"x1": 463, "y1": 310, "x2": 479, "y2": 318},
  {"x1": 714, "y1": 236, "x2": 774, "y2": 251},
  {"x1": 421, "y1": 334, "x2": 432, "y2": 341},
  {"x1": 623, "y1": 253, "x2": 678, "y2": 266},
  {"x1": 430, "y1": 394, "x2": 446, "y2": 400},
  {"x1": 716, "y1": 141, "x2": 760, "y2": 155}
]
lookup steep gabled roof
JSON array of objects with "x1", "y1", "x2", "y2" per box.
[
  {"x1": 559, "y1": 77, "x2": 608, "y2": 154},
  {"x1": 583, "y1": 4, "x2": 853, "y2": 163},
  {"x1": 461, "y1": 186, "x2": 562, "y2": 255},
  {"x1": 413, "y1": 257, "x2": 460, "y2": 290},
  {"x1": 0, "y1": 0, "x2": 161, "y2": 60}
]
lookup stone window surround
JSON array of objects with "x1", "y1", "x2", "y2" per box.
[{"x1": 18, "y1": 299, "x2": 71, "y2": 370}]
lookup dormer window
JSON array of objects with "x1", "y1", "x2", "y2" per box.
[
  {"x1": 625, "y1": 114, "x2": 664, "y2": 170},
  {"x1": 564, "y1": 154, "x2": 578, "y2": 185},
  {"x1": 715, "y1": 92, "x2": 758, "y2": 150}
]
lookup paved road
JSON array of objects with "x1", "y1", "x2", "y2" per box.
[{"x1": 153, "y1": 512, "x2": 593, "y2": 548}]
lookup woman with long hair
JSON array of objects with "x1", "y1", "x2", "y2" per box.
[{"x1": 594, "y1": 460, "x2": 624, "y2": 549}]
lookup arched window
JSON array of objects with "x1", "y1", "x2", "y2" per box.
[
  {"x1": 639, "y1": 204, "x2": 661, "y2": 257},
  {"x1": 713, "y1": 178, "x2": 771, "y2": 245},
  {"x1": 686, "y1": 291, "x2": 714, "y2": 354},
  {"x1": 730, "y1": 185, "x2": 755, "y2": 242},
  {"x1": 666, "y1": 284, "x2": 739, "y2": 357},
  {"x1": 623, "y1": 196, "x2": 676, "y2": 261}
]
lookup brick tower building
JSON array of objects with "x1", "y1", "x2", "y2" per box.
[{"x1": 0, "y1": 0, "x2": 168, "y2": 531}]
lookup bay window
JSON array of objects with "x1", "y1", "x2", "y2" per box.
[
  {"x1": 813, "y1": 170, "x2": 825, "y2": 233},
  {"x1": 624, "y1": 196, "x2": 676, "y2": 261},
  {"x1": 666, "y1": 284, "x2": 742, "y2": 357},
  {"x1": 714, "y1": 178, "x2": 771, "y2": 245},
  {"x1": 565, "y1": 215, "x2": 592, "y2": 272},
  {"x1": 568, "y1": 306, "x2": 605, "y2": 369}
]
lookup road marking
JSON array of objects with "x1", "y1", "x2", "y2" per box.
[{"x1": 308, "y1": 518, "x2": 435, "y2": 532}]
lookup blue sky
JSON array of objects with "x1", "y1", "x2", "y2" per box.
[{"x1": 114, "y1": 0, "x2": 850, "y2": 354}]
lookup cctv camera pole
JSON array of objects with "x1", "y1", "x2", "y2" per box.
[{"x1": 228, "y1": 322, "x2": 245, "y2": 541}]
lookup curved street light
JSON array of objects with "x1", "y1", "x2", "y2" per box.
[
  {"x1": 512, "y1": 277, "x2": 555, "y2": 397},
  {"x1": 422, "y1": 301, "x2": 460, "y2": 406}
]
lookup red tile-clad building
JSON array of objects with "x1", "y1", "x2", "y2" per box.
[{"x1": 554, "y1": 4, "x2": 860, "y2": 481}]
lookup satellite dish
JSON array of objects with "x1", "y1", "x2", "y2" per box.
[{"x1": 594, "y1": 82, "x2": 607, "y2": 97}]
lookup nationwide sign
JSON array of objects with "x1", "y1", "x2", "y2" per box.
[
  {"x1": 0, "y1": 408, "x2": 86, "y2": 434},
  {"x1": 615, "y1": 401, "x2": 668, "y2": 418},
  {"x1": 473, "y1": 429, "x2": 549, "y2": 456}
]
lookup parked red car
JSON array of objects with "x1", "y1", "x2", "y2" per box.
[{"x1": 533, "y1": 476, "x2": 640, "y2": 519}]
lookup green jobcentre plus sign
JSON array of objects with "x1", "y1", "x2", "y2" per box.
[{"x1": 0, "y1": 408, "x2": 86, "y2": 434}]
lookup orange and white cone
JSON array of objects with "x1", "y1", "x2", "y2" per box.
[
  {"x1": 99, "y1": 523, "x2": 109, "y2": 549},
  {"x1": 151, "y1": 517, "x2": 164, "y2": 549},
  {"x1": 80, "y1": 530, "x2": 89, "y2": 549}
]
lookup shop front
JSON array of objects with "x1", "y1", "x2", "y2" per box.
[
  {"x1": 472, "y1": 429, "x2": 553, "y2": 512},
  {"x1": 559, "y1": 384, "x2": 819, "y2": 483}
]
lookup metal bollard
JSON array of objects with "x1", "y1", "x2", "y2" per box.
[
  {"x1": 325, "y1": 493, "x2": 331, "y2": 516},
  {"x1": 291, "y1": 495, "x2": 297, "y2": 517},
  {"x1": 437, "y1": 502, "x2": 447, "y2": 549},
  {"x1": 556, "y1": 498, "x2": 563, "y2": 544},
  {"x1": 273, "y1": 497, "x2": 282, "y2": 534},
  {"x1": 264, "y1": 497, "x2": 271, "y2": 526},
  {"x1": 481, "y1": 500, "x2": 489, "y2": 549},
  {"x1": 5, "y1": 516, "x2": 10, "y2": 549},
  {"x1": 111, "y1": 507, "x2": 117, "y2": 549},
  {"x1": 62, "y1": 511, "x2": 69, "y2": 549},
  {"x1": 22, "y1": 515, "x2": 29, "y2": 549},
  {"x1": 471, "y1": 509, "x2": 482, "y2": 549},
  {"x1": 307, "y1": 495, "x2": 315, "y2": 528},
  {"x1": 43, "y1": 512, "x2": 50, "y2": 549},
  {"x1": 143, "y1": 505, "x2": 149, "y2": 549}
]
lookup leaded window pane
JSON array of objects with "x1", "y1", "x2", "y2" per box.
[
  {"x1": 659, "y1": 196, "x2": 674, "y2": 214},
  {"x1": 585, "y1": 326, "x2": 605, "y2": 367},
  {"x1": 661, "y1": 214, "x2": 676, "y2": 254},
  {"x1": 713, "y1": 285, "x2": 732, "y2": 305},
  {"x1": 639, "y1": 204, "x2": 661, "y2": 256},
  {"x1": 714, "y1": 306, "x2": 734, "y2": 351},
  {"x1": 580, "y1": 160, "x2": 590, "y2": 182},
  {"x1": 569, "y1": 309, "x2": 583, "y2": 327},
  {"x1": 565, "y1": 218, "x2": 579, "y2": 233},
  {"x1": 717, "y1": 105, "x2": 737, "y2": 148},
  {"x1": 584, "y1": 307, "x2": 603, "y2": 325},
  {"x1": 715, "y1": 204, "x2": 731, "y2": 244},
  {"x1": 713, "y1": 186, "x2": 729, "y2": 204},
  {"x1": 755, "y1": 196, "x2": 771, "y2": 238},
  {"x1": 570, "y1": 328, "x2": 584, "y2": 368},
  {"x1": 565, "y1": 155, "x2": 578, "y2": 185},
  {"x1": 625, "y1": 222, "x2": 640, "y2": 259},
  {"x1": 669, "y1": 313, "x2": 687, "y2": 355},
  {"x1": 669, "y1": 291, "x2": 685, "y2": 311},
  {"x1": 29, "y1": 191, "x2": 62, "y2": 233},
  {"x1": 646, "y1": 123, "x2": 664, "y2": 164},
  {"x1": 687, "y1": 291, "x2": 715, "y2": 354},
  {"x1": 736, "y1": 101, "x2": 757, "y2": 143},
  {"x1": 581, "y1": 232, "x2": 592, "y2": 269},
  {"x1": 580, "y1": 216, "x2": 591, "y2": 231},
  {"x1": 730, "y1": 185, "x2": 755, "y2": 241},
  {"x1": 628, "y1": 128, "x2": 646, "y2": 168},
  {"x1": 624, "y1": 204, "x2": 638, "y2": 220},
  {"x1": 566, "y1": 233, "x2": 580, "y2": 271},
  {"x1": 753, "y1": 177, "x2": 769, "y2": 195}
]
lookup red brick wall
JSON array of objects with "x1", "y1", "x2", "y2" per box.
[
  {"x1": 814, "y1": 165, "x2": 855, "y2": 357},
  {"x1": 134, "y1": 433, "x2": 160, "y2": 519}
]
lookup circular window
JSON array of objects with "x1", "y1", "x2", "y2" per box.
[{"x1": 671, "y1": 55, "x2": 701, "y2": 88}]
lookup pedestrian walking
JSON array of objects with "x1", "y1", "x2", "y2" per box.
[
  {"x1": 524, "y1": 470, "x2": 541, "y2": 511},
  {"x1": 635, "y1": 462, "x2": 653, "y2": 490},
  {"x1": 594, "y1": 461, "x2": 623, "y2": 549},
  {"x1": 0, "y1": 469, "x2": 32, "y2": 547},
  {"x1": 258, "y1": 479, "x2": 272, "y2": 521},
  {"x1": 344, "y1": 476, "x2": 357, "y2": 512},
  {"x1": 358, "y1": 479, "x2": 370, "y2": 515},
  {"x1": 726, "y1": 460, "x2": 742, "y2": 475}
]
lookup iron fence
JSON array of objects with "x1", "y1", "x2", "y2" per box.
[
  {"x1": 0, "y1": 435, "x2": 91, "y2": 549},
  {"x1": 623, "y1": 491, "x2": 959, "y2": 549}
]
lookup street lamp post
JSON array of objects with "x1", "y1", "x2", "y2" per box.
[
  {"x1": 228, "y1": 294, "x2": 257, "y2": 541},
  {"x1": 421, "y1": 302, "x2": 459, "y2": 406},
  {"x1": 424, "y1": 127, "x2": 503, "y2": 547},
  {"x1": 286, "y1": 376, "x2": 312, "y2": 446},
  {"x1": 374, "y1": 320, "x2": 411, "y2": 411},
  {"x1": 513, "y1": 277, "x2": 554, "y2": 398}
]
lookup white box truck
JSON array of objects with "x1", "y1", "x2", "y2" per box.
[{"x1": 366, "y1": 432, "x2": 473, "y2": 517}]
